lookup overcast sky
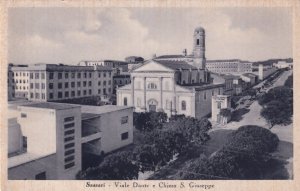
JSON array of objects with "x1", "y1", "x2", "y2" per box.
[{"x1": 8, "y1": 7, "x2": 292, "y2": 65}]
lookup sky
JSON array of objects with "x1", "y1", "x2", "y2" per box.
[{"x1": 8, "y1": 7, "x2": 292, "y2": 65}]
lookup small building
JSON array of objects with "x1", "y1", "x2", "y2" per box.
[
  {"x1": 211, "y1": 95, "x2": 231, "y2": 125},
  {"x1": 113, "y1": 74, "x2": 131, "y2": 94},
  {"x1": 240, "y1": 73, "x2": 258, "y2": 86},
  {"x1": 8, "y1": 102, "x2": 134, "y2": 180}
]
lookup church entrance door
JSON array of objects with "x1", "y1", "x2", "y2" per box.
[
  {"x1": 149, "y1": 104, "x2": 156, "y2": 112},
  {"x1": 148, "y1": 99, "x2": 158, "y2": 112}
]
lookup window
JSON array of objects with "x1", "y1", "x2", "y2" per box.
[
  {"x1": 84, "y1": 72, "x2": 87, "y2": 78},
  {"x1": 65, "y1": 82, "x2": 69, "y2": 88},
  {"x1": 83, "y1": 90, "x2": 87, "y2": 95},
  {"x1": 77, "y1": 73, "x2": 81, "y2": 78},
  {"x1": 83, "y1": 81, "x2": 87, "y2": 87},
  {"x1": 22, "y1": 136, "x2": 27, "y2": 150},
  {"x1": 124, "y1": 97, "x2": 127, "y2": 106},
  {"x1": 65, "y1": 91, "x2": 69, "y2": 98},
  {"x1": 58, "y1": 83, "x2": 62, "y2": 89},
  {"x1": 181, "y1": 101, "x2": 186, "y2": 111},
  {"x1": 98, "y1": 89, "x2": 101, "y2": 94},
  {"x1": 203, "y1": 92, "x2": 206, "y2": 100},
  {"x1": 103, "y1": 72, "x2": 106, "y2": 77},
  {"x1": 35, "y1": 73, "x2": 39, "y2": 79},
  {"x1": 21, "y1": 113, "x2": 27, "y2": 118},
  {"x1": 35, "y1": 172, "x2": 46, "y2": 180},
  {"x1": 197, "y1": 39, "x2": 200, "y2": 45},
  {"x1": 98, "y1": 72, "x2": 101, "y2": 78},
  {"x1": 65, "y1": 149, "x2": 75, "y2": 155},
  {"x1": 65, "y1": 142, "x2": 75, "y2": 149},
  {"x1": 121, "y1": 116, "x2": 128, "y2": 124},
  {"x1": 89, "y1": 73, "x2": 92, "y2": 78},
  {"x1": 121, "y1": 132, "x2": 129, "y2": 140},
  {"x1": 147, "y1": 83, "x2": 157, "y2": 89},
  {"x1": 71, "y1": 82, "x2": 75, "y2": 88},
  {"x1": 64, "y1": 136, "x2": 74, "y2": 142},
  {"x1": 65, "y1": 73, "x2": 69, "y2": 79},
  {"x1": 77, "y1": 90, "x2": 81, "y2": 96},
  {"x1": 64, "y1": 117, "x2": 74, "y2": 122},
  {"x1": 58, "y1": 73, "x2": 62, "y2": 79},
  {"x1": 65, "y1": 155, "x2": 75, "y2": 163},
  {"x1": 103, "y1": 81, "x2": 106, "y2": 86},
  {"x1": 49, "y1": 93, "x2": 53, "y2": 99},
  {"x1": 58, "y1": 92, "x2": 63, "y2": 98},
  {"x1": 88, "y1": 81, "x2": 92, "y2": 86},
  {"x1": 89, "y1": 89, "x2": 92, "y2": 95},
  {"x1": 65, "y1": 129, "x2": 75, "y2": 136},
  {"x1": 71, "y1": 73, "x2": 75, "y2": 78},
  {"x1": 77, "y1": 82, "x2": 81, "y2": 87},
  {"x1": 49, "y1": 83, "x2": 53, "y2": 89},
  {"x1": 64, "y1": 162, "x2": 75, "y2": 169},
  {"x1": 71, "y1": 91, "x2": 75, "y2": 97},
  {"x1": 98, "y1": 81, "x2": 101, "y2": 86},
  {"x1": 217, "y1": 102, "x2": 221, "y2": 109}
]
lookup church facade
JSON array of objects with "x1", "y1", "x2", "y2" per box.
[
  {"x1": 116, "y1": 60, "x2": 224, "y2": 118},
  {"x1": 116, "y1": 26, "x2": 224, "y2": 119}
]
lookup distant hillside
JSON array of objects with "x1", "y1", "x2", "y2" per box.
[{"x1": 252, "y1": 58, "x2": 293, "y2": 66}]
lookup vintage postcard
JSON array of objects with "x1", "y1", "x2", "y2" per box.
[{"x1": 1, "y1": 0, "x2": 299, "y2": 191}]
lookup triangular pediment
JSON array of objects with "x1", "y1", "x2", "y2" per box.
[{"x1": 133, "y1": 60, "x2": 175, "y2": 72}]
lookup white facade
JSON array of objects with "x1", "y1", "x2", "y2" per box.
[
  {"x1": 206, "y1": 60, "x2": 252, "y2": 74},
  {"x1": 117, "y1": 60, "x2": 224, "y2": 119},
  {"x1": 211, "y1": 95, "x2": 231, "y2": 124}
]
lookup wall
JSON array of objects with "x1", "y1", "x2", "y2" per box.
[
  {"x1": 55, "y1": 107, "x2": 82, "y2": 180},
  {"x1": 258, "y1": 64, "x2": 278, "y2": 80},
  {"x1": 195, "y1": 86, "x2": 224, "y2": 119},
  {"x1": 8, "y1": 118, "x2": 22, "y2": 154},
  {"x1": 100, "y1": 108, "x2": 133, "y2": 153},
  {"x1": 8, "y1": 154, "x2": 57, "y2": 180},
  {"x1": 17, "y1": 107, "x2": 57, "y2": 158}
]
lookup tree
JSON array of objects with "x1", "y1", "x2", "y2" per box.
[
  {"x1": 284, "y1": 75, "x2": 293, "y2": 88},
  {"x1": 133, "y1": 112, "x2": 168, "y2": 131},
  {"x1": 261, "y1": 100, "x2": 292, "y2": 127},
  {"x1": 181, "y1": 126, "x2": 280, "y2": 180},
  {"x1": 76, "y1": 151, "x2": 139, "y2": 180},
  {"x1": 258, "y1": 86, "x2": 293, "y2": 106}
]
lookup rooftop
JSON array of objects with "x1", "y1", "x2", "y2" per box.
[
  {"x1": 82, "y1": 113, "x2": 101, "y2": 120},
  {"x1": 155, "y1": 55, "x2": 187, "y2": 59},
  {"x1": 20, "y1": 102, "x2": 80, "y2": 110},
  {"x1": 81, "y1": 105, "x2": 133, "y2": 115},
  {"x1": 154, "y1": 60, "x2": 198, "y2": 70}
]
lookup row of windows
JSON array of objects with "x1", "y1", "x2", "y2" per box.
[
  {"x1": 12, "y1": 72, "x2": 29, "y2": 77},
  {"x1": 14, "y1": 86, "x2": 28, "y2": 90},
  {"x1": 48, "y1": 81, "x2": 111, "y2": 89},
  {"x1": 64, "y1": 117, "x2": 75, "y2": 170},
  {"x1": 49, "y1": 71, "x2": 112, "y2": 80}
]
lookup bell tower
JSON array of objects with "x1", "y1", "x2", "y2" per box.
[{"x1": 192, "y1": 27, "x2": 206, "y2": 69}]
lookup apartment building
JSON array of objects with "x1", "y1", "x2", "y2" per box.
[
  {"x1": 8, "y1": 102, "x2": 134, "y2": 180},
  {"x1": 206, "y1": 59, "x2": 252, "y2": 74},
  {"x1": 79, "y1": 60, "x2": 129, "y2": 73},
  {"x1": 8, "y1": 64, "x2": 30, "y2": 99},
  {"x1": 8, "y1": 64, "x2": 113, "y2": 102}
]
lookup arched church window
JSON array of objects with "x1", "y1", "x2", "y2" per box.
[
  {"x1": 181, "y1": 101, "x2": 186, "y2": 111},
  {"x1": 197, "y1": 39, "x2": 200, "y2": 45},
  {"x1": 124, "y1": 97, "x2": 127, "y2": 106}
]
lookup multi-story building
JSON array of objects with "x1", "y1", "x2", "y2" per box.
[
  {"x1": 9, "y1": 64, "x2": 30, "y2": 99},
  {"x1": 8, "y1": 102, "x2": 134, "y2": 180},
  {"x1": 113, "y1": 74, "x2": 131, "y2": 94},
  {"x1": 8, "y1": 64, "x2": 113, "y2": 102},
  {"x1": 206, "y1": 59, "x2": 252, "y2": 74},
  {"x1": 79, "y1": 60, "x2": 129, "y2": 73}
]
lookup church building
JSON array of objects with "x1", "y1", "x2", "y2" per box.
[{"x1": 116, "y1": 27, "x2": 224, "y2": 119}]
